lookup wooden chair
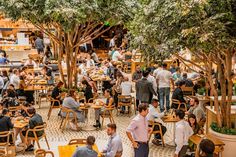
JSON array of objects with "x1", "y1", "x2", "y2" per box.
[
  {"x1": 117, "y1": 95, "x2": 133, "y2": 117},
  {"x1": 34, "y1": 149, "x2": 54, "y2": 157},
  {"x1": 148, "y1": 120, "x2": 165, "y2": 147},
  {"x1": 0, "y1": 149, "x2": 6, "y2": 157},
  {"x1": 172, "y1": 99, "x2": 187, "y2": 111},
  {"x1": 23, "y1": 122, "x2": 50, "y2": 153},
  {"x1": 59, "y1": 107, "x2": 80, "y2": 132},
  {"x1": 8, "y1": 106, "x2": 21, "y2": 116},
  {"x1": 0, "y1": 131, "x2": 12, "y2": 147},
  {"x1": 47, "y1": 96, "x2": 61, "y2": 120},
  {"x1": 100, "y1": 106, "x2": 115, "y2": 127},
  {"x1": 68, "y1": 139, "x2": 86, "y2": 145},
  {"x1": 182, "y1": 86, "x2": 194, "y2": 96}
]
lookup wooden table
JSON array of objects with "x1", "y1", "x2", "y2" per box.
[
  {"x1": 13, "y1": 118, "x2": 29, "y2": 129},
  {"x1": 189, "y1": 134, "x2": 225, "y2": 154},
  {"x1": 24, "y1": 85, "x2": 47, "y2": 107},
  {"x1": 58, "y1": 144, "x2": 101, "y2": 157},
  {"x1": 162, "y1": 115, "x2": 179, "y2": 146},
  {"x1": 78, "y1": 104, "x2": 103, "y2": 131}
]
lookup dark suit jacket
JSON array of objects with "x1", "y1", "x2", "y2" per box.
[
  {"x1": 172, "y1": 87, "x2": 185, "y2": 103},
  {"x1": 136, "y1": 78, "x2": 156, "y2": 103}
]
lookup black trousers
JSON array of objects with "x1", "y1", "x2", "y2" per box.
[
  {"x1": 153, "y1": 124, "x2": 167, "y2": 139},
  {"x1": 134, "y1": 142, "x2": 149, "y2": 157}
]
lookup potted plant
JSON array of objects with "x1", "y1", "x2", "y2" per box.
[{"x1": 128, "y1": 0, "x2": 236, "y2": 156}]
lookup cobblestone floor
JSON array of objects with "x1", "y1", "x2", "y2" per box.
[{"x1": 17, "y1": 100, "x2": 175, "y2": 157}]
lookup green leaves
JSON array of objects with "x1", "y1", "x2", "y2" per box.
[
  {"x1": 127, "y1": 0, "x2": 236, "y2": 61},
  {"x1": 0, "y1": 0, "x2": 133, "y2": 32}
]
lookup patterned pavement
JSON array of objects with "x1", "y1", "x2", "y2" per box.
[{"x1": 17, "y1": 100, "x2": 176, "y2": 157}]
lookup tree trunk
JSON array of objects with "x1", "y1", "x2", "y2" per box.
[
  {"x1": 218, "y1": 63, "x2": 227, "y2": 127},
  {"x1": 226, "y1": 50, "x2": 233, "y2": 128},
  {"x1": 206, "y1": 60, "x2": 222, "y2": 127}
]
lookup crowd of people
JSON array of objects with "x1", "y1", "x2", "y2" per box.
[{"x1": 0, "y1": 34, "x2": 216, "y2": 157}]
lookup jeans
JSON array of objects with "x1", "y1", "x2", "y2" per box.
[{"x1": 159, "y1": 87, "x2": 170, "y2": 112}]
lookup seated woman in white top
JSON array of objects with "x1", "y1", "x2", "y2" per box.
[
  {"x1": 61, "y1": 90, "x2": 85, "y2": 123},
  {"x1": 24, "y1": 56, "x2": 37, "y2": 68},
  {"x1": 86, "y1": 55, "x2": 95, "y2": 68}
]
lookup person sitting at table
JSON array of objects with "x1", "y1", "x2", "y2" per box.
[
  {"x1": 3, "y1": 84, "x2": 18, "y2": 99},
  {"x1": 61, "y1": 89, "x2": 85, "y2": 129},
  {"x1": 86, "y1": 54, "x2": 95, "y2": 69},
  {"x1": 42, "y1": 66, "x2": 54, "y2": 85},
  {"x1": 0, "y1": 53, "x2": 9, "y2": 64},
  {"x1": 51, "y1": 81, "x2": 64, "y2": 106},
  {"x1": 147, "y1": 99, "x2": 167, "y2": 146},
  {"x1": 188, "y1": 114, "x2": 203, "y2": 151},
  {"x1": 193, "y1": 98, "x2": 206, "y2": 127},
  {"x1": 119, "y1": 77, "x2": 132, "y2": 113},
  {"x1": 19, "y1": 76, "x2": 34, "y2": 104},
  {"x1": 82, "y1": 80, "x2": 93, "y2": 103},
  {"x1": 186, "y1": 97, "x2": 199, "y2": 115},
  {"x1": 0, "y1": 108, "x2": 14, "y2": 143},
  {"x1": 9, "y1": 69, "x2": 20, "y2": 94},
  {"x1": 72, "y1": 136, "x2": 98, "y2": 157},
  {"x1": 172, "y1": 80, "x2": 186, "y2": 110},
  {"x1": 93, "y1": 89, "x2": 114, "y2": 128},
  {"x1": 174, "y1": 109, "x2": 193, "y2": 157},
  {"x1": 195, "y1": 139, "x2": 215, "y2": 157},
  {"x1": 21, "y1": 107, "x2": 44, "y2": 151},
  {"x1": 24, "y1": 56, "x2": 37, "y2": 68},
  {"x1": 182, "y1": 73, "x2": 194, "y2": 87},
  {"x1": 20, "y1": 102, "x2": 31, "y2": 117},
  {"x1": 101, "y1": 123, "x2": 123, "y2": 157}
]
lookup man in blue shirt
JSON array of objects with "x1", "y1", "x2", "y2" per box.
[
  {"x1": 102, "y1": 123, "x2": 123, "y2": 157},
  {"x1": 73, "y1": 136, "x2": 98, "y2": 157}
]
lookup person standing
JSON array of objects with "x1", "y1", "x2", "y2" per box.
[
  {"x1": 132, "y1": 65, "x2": 142, "y2": 109},
  {"x1": 156, "y1": 63, "x2": 174, "y2": 112},
  {"x1": 126, "y1": 104, "x2": 151, "y2": 157},
  {"x1": 174, "y1": 109, "x2": 193, "y2": 157},
  {"x1": 35, "y1": 36, "x2": 44, "y2": 54},
  {"x1": 136, "y1": 70, "x2": 157, "y2": 104},
  {"x1": 102, "y1": 123, "x2": 123, "y2": 157},
  {"x1": 73, "y1": 136, "x2": 98, "y2": 157},
  {"x1": 147, "y1": 68, "x2": 157, "y2": 104}
]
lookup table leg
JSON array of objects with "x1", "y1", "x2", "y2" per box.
[{"x1": 81, "y1": 107, "x2": 96, "y2": 131}]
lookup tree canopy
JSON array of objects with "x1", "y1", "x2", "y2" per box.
[{"x1": 0, "y1": 0, "x2": 136, "y2": 88}]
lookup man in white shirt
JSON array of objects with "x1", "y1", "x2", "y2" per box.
[
  {"x1": 120, "y1": 77, "x2": 132, "y2": 113},
  {"x1": 111, "y1": 49, "x2": 122, "y2": 62},
  {"x1": 9, "y1": 69, "x2": 20, "y2": 90},
  {"x1": 174, "y1": 109, "x2": 193, "y2": 157},
  {"x1": 121, "y1": 77, "x2": 132, "y2": 96},
  {"x1": 102, "y1": 123, "x2": 123, "y2": 157},
  {"x1": 147, "y1": 99, "x2": 167, "y2": 146},
  {"x1": 0, "y1": 75, "x2": 4, "y2": 93},
  {"x1": 156, "y1": 63, "x2": 174, "y2": 112},
  {"x1": 147, "y1": 68, "x2": 158, "y2": 104}
]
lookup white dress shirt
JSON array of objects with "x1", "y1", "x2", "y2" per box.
[
  {"x1": 147, "y1": 74, "x2": 157, "y2": 93},
  {"x1": 147, "y1": 104, "x2": 164, "y2": 124},
  {"x1": 127, "y1": 114, "x2": 149, "y2": 142},
  {"x1": 0, "y1": 76, "x2": 4, "y2": 89},
  {"x1": 10, "y1": 74, "x2": 20, "y2": 89},
  {"x1": 103, "y1": 133, "x2": 123, "y2": 157},
  {"x1": 121, "y1": 81, "x2": 132, "y2": 96},
  {"x1": 175, "y1": 120, "x2": 193, "y2": 154}
]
